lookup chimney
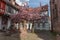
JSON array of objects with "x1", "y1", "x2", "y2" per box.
[
  {"x1": 40, "y1": 2, "x2": 42, "y2": 7},
  {"x1": 10, "y1": 0, "x2": 15, "y2": 5},
  {"x1": 24, "y1": 2, "x2": 29, "y2": 8}
]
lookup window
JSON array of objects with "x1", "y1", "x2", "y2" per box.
[
  {"x1": 11, "y1": 8, "x2": 18, "y2": 14},
  {"x1": 5, "y1": 5, "x2": 12, "y2": 13},
  {"x1": 38, "y1": 23, "x2": 40, "y2": 27},
  {"x1": 8, "y1": 6, "x2": 11, "y2": 13}
]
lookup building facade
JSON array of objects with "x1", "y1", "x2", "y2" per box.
[
  {"x1": 33, "y1": 5, "x2": 51, "y2": 30},
  {"x1": 0, "y1": 0, "x2": 19, "y2": 31},
  {"x1": 50, "y1": 0, "x2": 60, "y2": 32}
]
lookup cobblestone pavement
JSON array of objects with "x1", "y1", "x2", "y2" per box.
[
  {"x1": 35, "y1": 31, "x2": 55, "y2": 40},
  {"x1": 0, "y1": 31, "x2": 55, "y2": 40},
  {"x1": 0, "y1": 32, "x2": 20, "y2": 40}
]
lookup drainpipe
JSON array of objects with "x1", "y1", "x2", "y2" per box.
[{"x1": 7, "y1": 19, "x2": 11, "y2": 29}]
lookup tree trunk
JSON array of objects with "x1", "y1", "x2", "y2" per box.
[
  {"x1": 19, "y1": 20, "x2": 28, "y2": 40},
  {"x1": 23, "y1": 20, "x2": 27, "y2": 32}
]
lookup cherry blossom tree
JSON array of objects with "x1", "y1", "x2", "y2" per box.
[{"x1": 10, "y1": 7, "x2": 42, "y2": 33}]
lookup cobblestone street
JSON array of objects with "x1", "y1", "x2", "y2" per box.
[{"x1": 0, "y1": 31, "x2": 55, "y2": 40}]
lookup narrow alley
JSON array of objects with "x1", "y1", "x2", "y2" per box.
[{"x1": 0, "y1": 0, "x2": 60, "y2": 40}]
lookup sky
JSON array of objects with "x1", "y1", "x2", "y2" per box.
[
  {"x1": 29, "y1": 0, "x2": 50, "y2": 8},
  {"x1": 16, "y1": 0, "x2": 50, "y2": 7}
]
